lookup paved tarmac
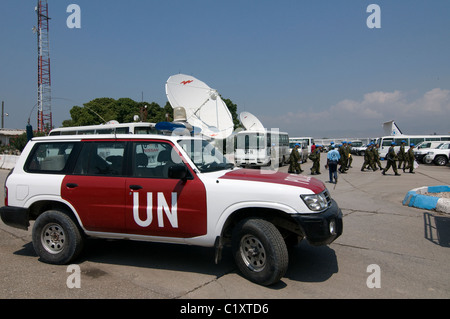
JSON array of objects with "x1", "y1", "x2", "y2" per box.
[{"x1": 0, "y1": 154, "x2": 449, "y2": 300}]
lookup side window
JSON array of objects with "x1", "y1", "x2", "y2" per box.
[
  {"x1": 25, "y1": 142, "x2": 75, "y2": 173},
  {"x1": 73, "y1": 141, "x2": 126, "y2": 176},
  {"x1": 132, "y1": 142, "x2": 184, "y2": 178},
  {"x1": 410, "y1": 138, "x2": 424, "y2": 146},
  {"x1": 134, "y1": 127, "x2": 158, "y2": 134},
  {"x1": 382, "y1": 138, "x2": 393, "y2": 147}
]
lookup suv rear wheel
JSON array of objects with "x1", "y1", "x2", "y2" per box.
[
  {"x1": 32, "y1": 210, "x2": 84, "y2": 265},
  {"x1": 232, "y1": 218, "x2": 288, "y2": 286}
]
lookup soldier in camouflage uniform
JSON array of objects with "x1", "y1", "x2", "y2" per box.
[
  {"x1": 382, "y1": 142, "x2": 401, "y2": 176},
  {"x1": 347, "y1": 142, "x2": 353, "y2": 169},
  {"x1": 288, "y1": 144, "x2": 303, "y2": 174},
  {"x1": 361, "y1": 143, "x2": 376, "y2": 171},
  {"x1": 373, "y1": 143, "x2": 383, "y2": 170},
  {"x1": 397, "y1": 140, "x2": 406, "y2": 171},
  {"x1": 310, "y1": 145, "x2": 322, "y2": 175},
  {"x1": 338, "y1": 141, "x2": 348, "y2": 173},
  {"x1": 404, "y1": 143, "x2": 416, "y2": 174}
]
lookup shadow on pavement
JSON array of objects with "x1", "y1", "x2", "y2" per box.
[
  {"x1": 13, "y1": 237, "x2": 339, "y2": 287},
  {"x1": 285, "y1": 241, "x2": 338, "y2": 283},
  {"x1": 424, "y1": 212, "x2": 450, "y2": 248}
]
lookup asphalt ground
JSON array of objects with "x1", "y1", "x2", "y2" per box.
[{"x1": 0, "y1": 154, "x2": 449, "y2": 300}]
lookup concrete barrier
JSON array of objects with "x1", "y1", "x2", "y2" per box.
[
  {"x1": 0, "y1": 155, "x2": 19, "y2": 170},
  {"x1": 403, "y1": 185, "x2": 450, "y2": 214}
]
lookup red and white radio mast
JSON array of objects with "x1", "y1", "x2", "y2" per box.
[{"x1": 35, "y1": 0, "x2": 52, "y2": 132}]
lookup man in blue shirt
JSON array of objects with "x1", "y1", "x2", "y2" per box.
[{"x1": 326, "y1": 144, "x2": 341, "y2": 184}]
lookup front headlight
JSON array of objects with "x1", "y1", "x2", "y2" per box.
[{"x1": 301, "y1": 192, "x2": 329, "y2": 212}]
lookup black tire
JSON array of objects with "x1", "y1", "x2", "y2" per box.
[
  {"x1": 232, "y1": 218, "x2": 288, "y2": 286},
  {"x1": 434, "y1": 156, "x2": 448, "y2": 166},
  {"x1": 32, "y1": 210, "x2": 84, "y2": 265}
]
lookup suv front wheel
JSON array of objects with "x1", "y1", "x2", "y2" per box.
[
  {"x1": 32, "y1": 210, "x2": 84, "y2": 265},
  {"x1": 434, "y1": 155, "x2": 448, "y2": 166},
  {"x1": 232, "y1": 218, "x2": 288, "y2": 286}
]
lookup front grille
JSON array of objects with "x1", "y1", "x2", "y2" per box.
[{"x1": 323, "y1": 189, "x2": 332, "y2": 207}]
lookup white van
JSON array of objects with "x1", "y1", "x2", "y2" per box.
[{"x1": 375, "y1": 135, "x2": 450, "y2": 159}]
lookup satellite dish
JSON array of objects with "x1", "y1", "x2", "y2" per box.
[
  {"x1": 239, "y1": 111, "x2": 265, "y2": 131},
  {"x1": 165, "y1": 74, "x2": 234, "y2": 139}
]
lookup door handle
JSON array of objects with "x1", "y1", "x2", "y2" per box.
[
  {"x1": 129, "y1": 185, "x2": 143, "y2": 190},
  {"x1": 66, "y1": 183, "x2": 78, "y2": 189}
]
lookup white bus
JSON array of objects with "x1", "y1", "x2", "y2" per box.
[
  {"x1": 49, "y1": 122, "x2": 158, "y2": 136},
  {"x1": 235, "y1": 130, "x2": 290, "y2": 167},
  {"x1": 289, "y1": 137, "x2": 315, "y2": 154},
  {"x1": 375, "y1": 135, "x2": 450, "y2": 158}
]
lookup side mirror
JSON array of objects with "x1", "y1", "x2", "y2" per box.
[{"x1": 168, "y1": 164, "x2": 188, "y2": 180}]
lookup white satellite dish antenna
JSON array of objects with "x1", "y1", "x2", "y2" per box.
[
  {"x1": 165, "y1": 74, "x2": 234, "y2": 139},
  {"x1": 239, "y1": 111, "x2": 265, "y2": 131}
]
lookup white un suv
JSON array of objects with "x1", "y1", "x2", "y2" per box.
[{"x1": 0, "y1": 134, "x2": 342, "y2": 286}]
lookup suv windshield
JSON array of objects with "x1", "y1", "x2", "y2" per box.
[{"x1": 178, "y1": 139, "x2": 234, "y2": 173}]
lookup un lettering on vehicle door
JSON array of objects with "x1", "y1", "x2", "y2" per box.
[{"x1": 125, "y1": 141, "x2": 208, "y2": 237}]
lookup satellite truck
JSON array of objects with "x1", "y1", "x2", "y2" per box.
[{"x1": 234, "y1": 112, "x2": 290, "y2": 168}]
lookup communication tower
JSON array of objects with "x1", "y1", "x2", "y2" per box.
[{"x1": 35, "y1": 0, "x2": 52, "y2": 132}]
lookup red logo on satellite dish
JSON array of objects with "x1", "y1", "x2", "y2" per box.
[{"x1": 180, "y1": 80, "x2": 193, "y2": 85}]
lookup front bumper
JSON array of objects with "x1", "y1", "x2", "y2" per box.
[
  {"x1": 414, "y1": 154, "x2": 425, "y2": 162},
  {"x1": 0, "y1": 206, "x2": 30, "y2": 230},
  {"x1": 292, "y1": 199, "x2": 343, "y2": 246}
]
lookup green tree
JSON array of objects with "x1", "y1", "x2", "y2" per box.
[
  {"x1": 62, "y1": 96, "x2": 240, "y2": 129},
  {"x1": 63, "y1": 98, "x2": 150, "y2": 127},
  {"x1": 222, "y1": 97, "x2": 240, "y2": 129},
  {"x1": 8, "y1": 131, "x2": 46, "y2": 152}
]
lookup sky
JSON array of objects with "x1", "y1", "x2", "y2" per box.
[{"x1": 1, "y1": 0, "x2": 449, "y2": 138}]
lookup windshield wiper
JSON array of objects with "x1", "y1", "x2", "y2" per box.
[
  {"x1": 200, "y1": 162, "x2": 234, "y2": 172},
  {"x1": 224, "y1": 163, "x2": 235, "y2": 169}
]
